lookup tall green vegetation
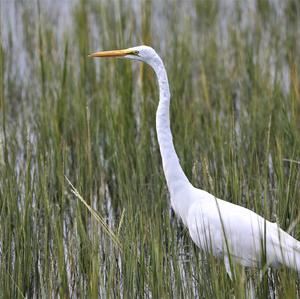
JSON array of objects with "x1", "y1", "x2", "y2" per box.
[{"x1": 1, "y1": 0, "x2": 300, "y2": 297}]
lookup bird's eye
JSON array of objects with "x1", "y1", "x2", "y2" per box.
[{"x1": 132, "y1": 50, "x2": 139, "y2": 56}]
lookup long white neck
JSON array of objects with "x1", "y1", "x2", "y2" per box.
[{"x1": 149, "y1": 55, "x2": 191, "y2": 196}]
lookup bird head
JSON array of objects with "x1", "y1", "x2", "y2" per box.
[{"x1": 88, "y1": 45, "x2": 157, "y2": 64}]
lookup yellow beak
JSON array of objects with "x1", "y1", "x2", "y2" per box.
[{"x1": 88, "y1": 48, "x2": 137, "y2": 58}]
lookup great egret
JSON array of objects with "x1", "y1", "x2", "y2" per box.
[{"x1": 89, "y1": 45, "x2": 300, "y2": 276}]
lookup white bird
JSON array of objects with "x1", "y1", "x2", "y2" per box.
[{"x1": 89, "y1": 45, "x2": 300, "y2": 277}]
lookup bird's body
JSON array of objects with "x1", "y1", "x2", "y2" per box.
[
  {"x1": 89, "y1": 45, "x2": 300, "y2": 275},
  {"x1": 185, "y1": 186, "x2": 300, "y2": 272}
]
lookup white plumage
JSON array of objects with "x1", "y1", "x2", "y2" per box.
[{"x1": 89, "y1": 45, "x2": 300, "y2": 276}]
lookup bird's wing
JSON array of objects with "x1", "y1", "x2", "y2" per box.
[{"x1": 187, "y1": 195, "x2": 274, "y2": 266}]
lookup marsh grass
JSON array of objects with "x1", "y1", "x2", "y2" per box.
[{"x1": 1, "y1": 0, "x2": 300, "y2": 297}]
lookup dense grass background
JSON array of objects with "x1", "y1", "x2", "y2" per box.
[{"x1": 1, "y1": 0, "x2": 300, "y2": 297}]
